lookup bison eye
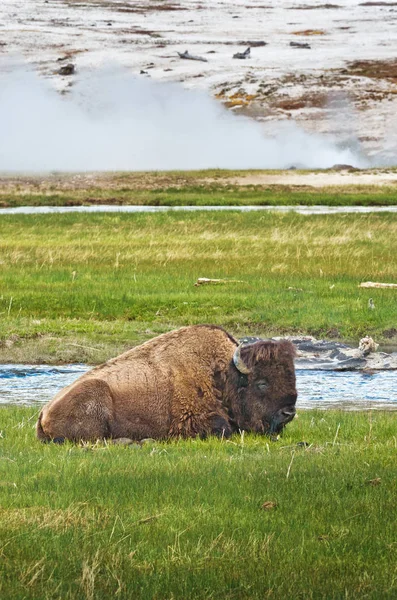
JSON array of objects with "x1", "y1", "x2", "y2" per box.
[{"x1": 257, "y1": 380, "x2": 268, "y2": 392}]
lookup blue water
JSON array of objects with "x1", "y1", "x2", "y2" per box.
[
  {"x1": 0, "y1": 364, "x2": 395, "y2": 410},
  {"x1": 297, "y1": 369, "x2": 396, "y2": 410}
]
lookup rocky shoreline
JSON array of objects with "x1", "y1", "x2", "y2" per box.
[{"x1": 240, "y1": 336, "x2": 397, "y2": 371}]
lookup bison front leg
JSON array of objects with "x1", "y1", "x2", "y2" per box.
[
  {"x1": 207, "y1": 414, "x2": 232, "y2": 439},
  {"x1": 169, "y1": 412, "x2": 231, "y2": 439},
  {"x1": 168, "y1": 381, "x2": 232, "y2": 440},
  {"x1": 38, "y1": 379, "x2": 114, "y2": 443}
]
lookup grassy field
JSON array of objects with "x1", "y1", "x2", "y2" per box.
[
  {"x1": 1, "y1": 170, "x2": 397, "y2": 207},
  {"x1": 0, "y1": 211, "x2": 396, "y2": 363},
  {"x1": 0, "y1": 407, "x2": 396, "y2": 599}
]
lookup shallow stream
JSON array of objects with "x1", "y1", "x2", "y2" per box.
[
  {"x1": 0, "y1": 364, "x2": 395, "y2": 411},
  {"x1": 0, "y1": 205, "x2": 397, "y2": 215}
]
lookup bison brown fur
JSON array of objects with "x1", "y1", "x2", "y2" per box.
[{"x1": 36, "y1": 325, "x2": 297, "y2": 443}]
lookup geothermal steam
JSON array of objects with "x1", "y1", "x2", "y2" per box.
[{"x1": 0, "y1": 65, "x2": 365, "y2": 171}]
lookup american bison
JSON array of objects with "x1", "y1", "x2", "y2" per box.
[{"x1": 36, "y1": 325, "x2": 297, "y2": 443}]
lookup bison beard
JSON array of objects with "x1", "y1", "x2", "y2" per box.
[{"x1": 36, "y1": 325, "x2": 297, "y2": 443}]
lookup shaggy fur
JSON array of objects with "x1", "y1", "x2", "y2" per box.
[{"x1": 36, "y1": 325, "x2": 297, "y2": 442}]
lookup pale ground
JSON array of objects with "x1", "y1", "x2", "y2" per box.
[
  {"x1": 2, "y1": 0, "x2": 397, "y2": 160},
  {"x1": 227, "y1": 170, "x2": 397, "y2": 188}
]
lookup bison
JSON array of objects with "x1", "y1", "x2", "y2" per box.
[{"x1": 36, "y1": 325, "x2": 297, "y2": 443}]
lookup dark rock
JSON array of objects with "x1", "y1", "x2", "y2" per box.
[
  {"x1": 329, "y1": 349, "x2": 351, "y2": 360},
  {"x1": 290, "y1": 41, "x2": 311, "y2": 49},
  {"x1": 296, "y1": 340, "x2": 348, "y2": 353},
  {"x1": 330, "y1": 164, "x2": 360, "y2": 171},
  {"x1": 59, "y1": 63, "x2": 75, "y2": 76},
  {"x1": 233, "y1": 47, "x2": 251, "y2": 59},
  {"x1": 241, "y1": 40, "x2": 267, "y2": 47},
  {"x1": 333, "y1": 358, "x2": 367, "y2": 370}
]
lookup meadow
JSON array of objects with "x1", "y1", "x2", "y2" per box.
[
  {"x1": 0, "y1": 169, "x2": 397, "y2": 207},
  {"x1": 0, "y1": 185, "x2": 396, "y2": 599},
  {"x1": 0, "y1": 407, "x2": 396, "y2": 600},
  {"x1": 0, "y1": 210, "x2": 395, "y2": 363},
  {"x1": 1, "y1": 170, "x2": 397, "y2": 208}
]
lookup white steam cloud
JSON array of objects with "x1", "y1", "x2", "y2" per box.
[{"x1": 1, "y1": 63, "x2": 367, "y2": 172}]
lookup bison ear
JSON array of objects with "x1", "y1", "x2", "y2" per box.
[{"x1": 233, "y1": 344, "x2": 251, "y2": 374}]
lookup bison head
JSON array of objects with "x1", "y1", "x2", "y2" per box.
[{"x1": 228, "y1": 340, "x2": 297, "y2": 436}]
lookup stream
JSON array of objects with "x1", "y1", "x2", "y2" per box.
[
  {"x1": 0, "y1": 205, "x2": 396, "y2": 215},
  {"x1": 0, "y1": 364, "x2": 395, "y2": 411}
]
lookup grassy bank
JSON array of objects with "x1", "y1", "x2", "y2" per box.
[
  {"x1": 1, "y1": 170, "x2": 397, "y2": 207},
  {"x1": 0, "y1": 211, "x2": 396, "y2": 363},
  {"x1": 0, "y1": 407, "x2": 396, "y2": 599}
]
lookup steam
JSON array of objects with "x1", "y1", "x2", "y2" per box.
[{"x1": 1, "y1": 63, "x2": 367, "y2": 172}]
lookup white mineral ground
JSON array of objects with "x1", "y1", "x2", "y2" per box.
[{"x1": 3, "y1": 0, "x2": 397, "y2": 168}]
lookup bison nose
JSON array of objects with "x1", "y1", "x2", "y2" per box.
[
  {"x1": 279, "y1": 406, "x2": 296, "y2": 424},
  {"x1": 270, "y1": 406, "x2": 296, "y2": 431}
]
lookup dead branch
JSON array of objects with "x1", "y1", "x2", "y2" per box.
[
  {"x1": 177, "y1": 50, "x2": 208, "y2": 62},
  {"x1": 134, "y1": 513, "x2": 163, "y2": 526},
  {"x1": 194, "y1": 277, "x2": 245, "y2": 287},
  {"x1": 359, "y1": 281, "x2": 397, "y2": 289}
]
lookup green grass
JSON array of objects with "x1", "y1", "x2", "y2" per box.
[
  {"x1": 0, "y1": 407, "x2": 396, "y2": 599},
  {"x1": 0, "y1": 211, "x2": 396, "y2": 363},
  {"x1": 2, "y1": 184, "x2": 397, "y2": 208}
]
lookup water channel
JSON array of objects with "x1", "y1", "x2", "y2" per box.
[
  {"x1": 0, "y1": 205, "x2": 396, "y2": 216},
  {"x1": 0, "y1": 364, "x2": 395, "y2": 411}
]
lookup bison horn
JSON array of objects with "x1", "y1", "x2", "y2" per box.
[{"x1": 233, "y1": 344, "x2": 251, "y2": 374}]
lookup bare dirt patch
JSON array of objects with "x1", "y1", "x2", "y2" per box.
[
  {"x1": 219, "y1": 171, "x2": 397, "y2": 188},
  {"x1": 346, "y1": 59, "x2": 397, "y2": 82},
  {"x1": 2, "y1": 170, "x2": 397, "y2": 196},
  {"x1": 274, "y1": 93, "x2": 328, "y2": 111},
  {"x1": 0, "y1": 173, "x2": 197, "y2": 195}
]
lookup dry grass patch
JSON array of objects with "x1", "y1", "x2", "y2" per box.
[{"x1": 0, "y1": 503, "x2": 103, "y2": 532}]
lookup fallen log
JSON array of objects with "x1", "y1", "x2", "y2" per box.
[
  {"x1": 359, "y1": 281, "x2": 397, "y2": 289},
  {"x1": 177, "y1": 50, "x2": 208, "y2": 62},
  {"x1": 194, "y1": 277, "x2": 244, "y2": 286}
]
